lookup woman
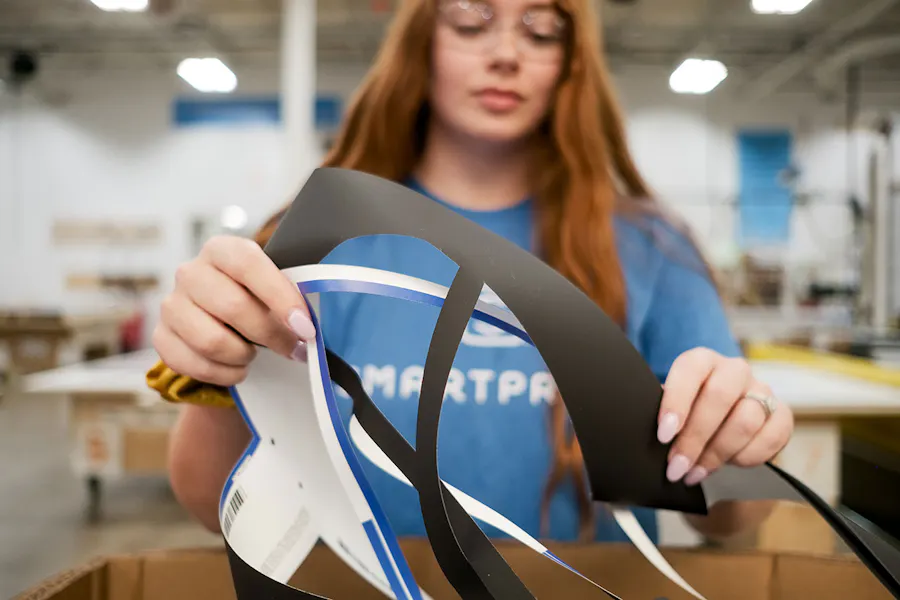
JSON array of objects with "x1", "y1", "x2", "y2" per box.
[{"x1": 148, "y1": 0, "x2": 793, "y2": 543}]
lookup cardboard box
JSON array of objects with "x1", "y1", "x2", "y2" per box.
[
  {"x1": 756, "y1": 502, "x2": 838, "y2": 555},
  {"x1": 68, "y1": 392, "x2": 177, "y2": 480},
  {"x1": 13, "y1": 539, "x2": 895, "y2": 600}
]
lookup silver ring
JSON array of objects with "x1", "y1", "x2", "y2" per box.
[{"x1": 743, "y1": 391, "x2": 777, "y2": 419}]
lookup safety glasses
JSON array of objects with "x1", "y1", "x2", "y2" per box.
[{"x1": 437, "y1": 0, "x2": 568, "y2": 63}]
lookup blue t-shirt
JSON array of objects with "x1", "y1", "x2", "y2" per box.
[{"x1": 317, "y1": 179, "x2": 742, "y2": 544}]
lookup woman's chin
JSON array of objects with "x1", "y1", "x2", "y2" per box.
[{"x1": 463, "y1": 121, "x2": 538, "y2": 148}]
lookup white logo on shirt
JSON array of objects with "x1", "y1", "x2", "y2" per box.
[
  {"x1": 336, "y1": 364, "x2": 556, "y2": 407},
  {"x1": 461, "y1": 286, "x2": 527, "y2": 348}
]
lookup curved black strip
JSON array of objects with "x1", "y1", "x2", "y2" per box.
[
  {"x1": 328, "y1": 353, "x2": 417, "y2": 471},
  {"x1": 263, "y1": 167, "x2": 704, "y2": 515},
  {"x1": 767, "y1": 463, "x2": 900, "y2": 596},
  {"x1": 702, "y1": 463, "x2": 806, "y2": 505},
  {"x1": 227, "y1": 539, "x2": 327, "y2": 600},
  {"x1": 327, "y1": 350, "x2": 621, "y2": 600},
  {"x1": 414, "y1": 271, "x2": 533, "y2": 600},
  {"x1": 706, "y1": 462, "x2": 900, "y2": 597},
  {"x1": 245, "y1": 167, "x2": 900, "y2": 599}
]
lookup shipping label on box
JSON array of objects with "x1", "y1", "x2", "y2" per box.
[{"x1": 72, "y1": 419, "x2": 123, "y2": 478}]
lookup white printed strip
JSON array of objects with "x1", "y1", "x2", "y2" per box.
[
  {"x1": 288, "y1": 264, "x2": 706, "y2": 599},
  {"x1": 222, "y1": 485, "x2": 247, "y2": 539},
  {"x1": 305, "y1": 326, "x2": 377, "y2": 525},
  {"x1": 611, "y1": 508, "x2": 707, "y2": 600},
  {"x1": 219, "y1": 450, "x2": 320, "y2": 584},
  {"x1": 227, "y1": 347, "x2": 410, "y2": 597},
  {"x1": 370, "y1": 517, "x2": 434, "y2": 600},
  {"x1": 305, "y1": 303, "x2": 422, "y2": 600},
  {"x1": 347, "y1": 418, "x2": 547, "y2": 555},
  {"x1": 348, "y1": 417, "x2": 620, "y2": 597},
  {"x1": 284, "y1": 264, "x2": 526, "y2": 334}
]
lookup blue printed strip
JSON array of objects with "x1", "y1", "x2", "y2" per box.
[
  {"x1": 302, "y1": 298, "x2": 421, "y2": 600},
  {"x1": 299, "y1": 278, "x2": 534, "y2": 347},
  {"x1": 363, "y1": 520, "x2": 411, "y2": 599},
  {"x1": 221, "y1": 387, "x2": 261, "y2": 513}
]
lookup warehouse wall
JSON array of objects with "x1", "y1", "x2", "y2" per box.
[{"x1": 0, "y1": 62, "x2": 895, "y2": 338}]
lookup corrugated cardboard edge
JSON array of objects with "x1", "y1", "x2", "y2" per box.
[
  {"x1": 11, "y1": 543, "x2": 891, "y2": 600},
  {"x1": 12, "y1": 557, "x2": 108, "y2": 600},
  {"x1": 11, "y1": 546, "x2": 228, "y2": 600},
  {"x1": 771, "y1": 551, "x2": 896, "y2": 600},
  {"x1": 140, "y1": 546, "x2": 236, "y2": 600}
]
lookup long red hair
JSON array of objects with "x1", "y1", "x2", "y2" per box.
[{"x1": 257, "y1": 0, "x2": 655, "y2": 541}]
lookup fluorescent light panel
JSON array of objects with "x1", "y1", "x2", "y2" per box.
[
  {"x1": 90, "y1": 0, "x2": 149, "y2": 12},
  {"x1": 177, "y1": 58, "x2": 238, "y2": 94},
  {"x1": 669, "y1": 58, "x2": 728, "y2": 95},
  {"x1": 751, "y1": 0, "x2": 816, "y2": 15}
]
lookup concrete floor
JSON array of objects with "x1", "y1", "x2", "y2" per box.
[{"x1": 0, "y1": 390, "x2": 221, "y2": 599}]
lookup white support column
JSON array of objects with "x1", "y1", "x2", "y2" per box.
[
  {"x1": 281, "y1": 0, "x2": 319, "y2": 195},
  {"x1": 871, "y1": 135, "x2": 891, "y2": 333},
  {"x1": 890, "y1": 117, "x2": 900, "y2": 323}
]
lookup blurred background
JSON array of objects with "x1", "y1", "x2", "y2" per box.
[{"x1": 1, "y1": 0, "x2": 899, "y2": 597}]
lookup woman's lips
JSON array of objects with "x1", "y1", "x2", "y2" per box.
[{"x1": 475, "y1": 88, "x2": 524, "y2": 113}]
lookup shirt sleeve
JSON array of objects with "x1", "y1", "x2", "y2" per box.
[{"x1": 639, "y1": 248, "x2": 743, "y2": 383}]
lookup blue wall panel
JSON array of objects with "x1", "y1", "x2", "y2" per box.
[
  {"x1": 737, "y1": 130, "x2": 794, "y2": 246},
  {"x1": 172, "y1": 95, "x2": 343, "y2": 130},
  {"x1": 173, "y1": 98, "x2": 281, "y2": 126},
  {"x1": 314, "y1": 96, "x2": 343, "y2": 130}
]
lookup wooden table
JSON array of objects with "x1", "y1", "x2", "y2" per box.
[
  {"x1": 0, "y1": 309, "x2": 130, "y2": 397},
  {"x1": 657, "y1": 346, "x2": 900, "y2": 552},
  {"x1": 745, "y1": 346, "x2": 900, "y2": 554},
  {"x1": 749, "y1": 347, "x2": 900, "y2": 504},
  {"x1": 22, "y1": 349, "x2": 178, "y2": 521}
]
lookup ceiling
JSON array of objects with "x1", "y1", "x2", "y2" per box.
[{"x1": 2, "y1": 0, "x2": 900, "y2": 99}]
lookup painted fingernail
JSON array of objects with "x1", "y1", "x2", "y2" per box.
[
  {"x1": 684, "y1": 466, "x2": 708, "y2": 486},
  {"x1": 288, "y1": 309, "x2": 316, "y2": 341},
  {"x1": 657, "y1": 412, "x2": 680, "y2": 444},
  {"x1": 291, "y1": 341, "x2": 308, "y2": 363},
  {"x1": 666, "y1": 454, "x2": 691, "y2": 482}
]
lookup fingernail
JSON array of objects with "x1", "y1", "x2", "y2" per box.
[
  {"x1": 684, "y1": 466, "x2": 708, "y2": 486},
  {"x1": 291, "y1": 341, "x2": 308, "y2": 363},
  {"x1": 657, "y1": 412, "x2": 679, "y2": 444},
  {"x1": 288, "y1": 309, "x2": 316, "y2": 341},
  {"x1": 666, "y1": 454, "x2": 691, "y2": 482}
]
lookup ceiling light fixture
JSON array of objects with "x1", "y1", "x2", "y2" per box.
[
  {"x1": 90, "y1": 0, "x2": 149, "y2": 12},
  {"x1": 220, "y1": 205, "x2": 249, "y2": 231},
  {"x1": 177, "y1": 58, "x2": 238, "y2": 94},
  {"x1": 751, "y1": 0, "x2": 816, "y2": 15},
  {"x1": 669, "y1": 58, "x2": 728, "y2": 95}
]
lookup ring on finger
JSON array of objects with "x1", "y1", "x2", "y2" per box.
[{"x1": 743, "y1": 391, "x2": 777, "y2": 419}]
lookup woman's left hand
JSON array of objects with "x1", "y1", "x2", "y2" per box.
[{"x1": 656, "y1": 347, "x2": 794, "y2": 486}]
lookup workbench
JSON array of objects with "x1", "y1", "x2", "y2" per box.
[
  {"x1": 21, "y1": 349, "x2": 179, "y2": 521},
  {"x1": 745, "y1": 345, "x2": 900, "y2": 554}
]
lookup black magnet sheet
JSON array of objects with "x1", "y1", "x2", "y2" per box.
[{"x1": 218, "y1": 167, "x2": 900, "y2": 600}]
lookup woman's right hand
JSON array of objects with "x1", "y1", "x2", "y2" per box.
[{"x1": 153, "y1": 235, "x2": 317, "y2": 387}]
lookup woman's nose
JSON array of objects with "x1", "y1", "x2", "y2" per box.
[{"x1": 489, "y1": 28, "x2": 521, "y2": 68}]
